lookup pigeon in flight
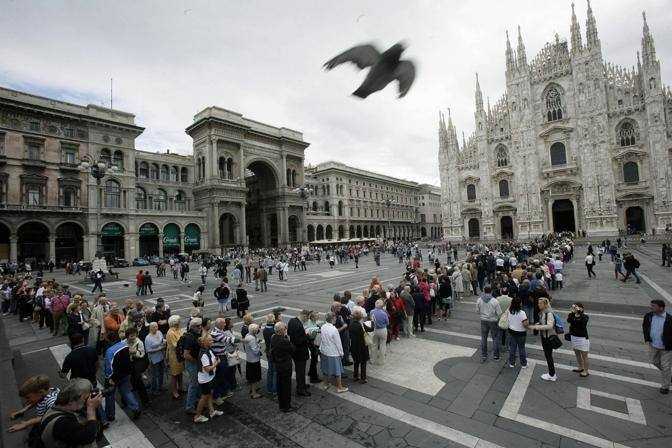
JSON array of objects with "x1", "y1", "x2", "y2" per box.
[{"x1": 324, "y1": 42, "x2": 415, "y2": 99}]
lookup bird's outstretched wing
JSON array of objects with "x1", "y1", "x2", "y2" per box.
[
  {"x1": 323, "y1": 44, "x2": 380, "y2": 70},
  {"x1": 394, "y1": 60, "x2": 416, "y2": 98}
]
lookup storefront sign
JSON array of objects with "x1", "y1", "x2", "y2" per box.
[
  {"x1": 163, "y1": 224, "x2": 180, "y2": 247},
  {"x1": 101, "y1": 223, "x2": 123, "y2": 237}
]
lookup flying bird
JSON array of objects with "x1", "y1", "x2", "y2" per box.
[{"x1": 323, "y1": 42, "x2": 416, "y2": 99}]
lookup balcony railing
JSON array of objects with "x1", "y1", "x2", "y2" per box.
[{"x1": 0, "y1": 203, "x2": 84, "y2": 212}]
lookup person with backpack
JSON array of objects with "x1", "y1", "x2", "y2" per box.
[
  {"x1": 193, "y1": 333, "x2": 223, "y2": 423},
  {"x1": 103, "y1": 333, "x2": 141, "y2": 420},
  {"x1": 38, "y1": 378, "x2": 102, "y2": 448},
  {"x1": 180, "y1": 318, "x2": 203, "y2": 415},
  {"x1": 528, "y1": 297, "x2": 562, "y2": 381},
  {"x1": 621, "y1": 253, "x2": 642, "y2": 283},
  {"x1": 585, "y1": 252, "x2": 596, "y2": 279},
  {"x1": 214, "y1": 281, "x2": 231, "y2": 316}
]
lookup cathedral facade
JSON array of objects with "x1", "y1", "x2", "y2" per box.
[{"x1": 439, "y1": 1, "x2": 672, "y2": 241}]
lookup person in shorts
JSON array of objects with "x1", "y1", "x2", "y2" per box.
[{"x1": 194, "y1": 334, "x2": 223, "y2": 423}]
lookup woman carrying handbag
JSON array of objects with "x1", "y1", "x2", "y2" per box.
[{"x1": 528, "y1": 297, "x2": 562, "y2": 382}]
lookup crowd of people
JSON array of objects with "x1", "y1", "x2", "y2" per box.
[{"x1": 3, "y1": 233, "x2": 672, "y2": 447}]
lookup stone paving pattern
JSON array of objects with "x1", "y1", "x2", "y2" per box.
[{"x1": 4, "y1": 244, "x2": 672, "y2": 447}]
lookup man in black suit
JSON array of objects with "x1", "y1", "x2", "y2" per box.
[{"x1": 287, "y1": 310, "x2": 311, "y2": 396}]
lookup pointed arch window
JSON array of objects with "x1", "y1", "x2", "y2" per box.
[
  {"x1": 495, "y1": 145, "x2": 509, "y2": 167},
  {"x1": 545, "y1": 87, "x2": 563, "y2": 122},
  {"x1": 618, "y1": 121, "x2": 637, "y2": 147}
]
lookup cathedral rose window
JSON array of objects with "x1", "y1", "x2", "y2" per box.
[{"x1": 545, "y1": 87, "x2": 563, "y2": 122}]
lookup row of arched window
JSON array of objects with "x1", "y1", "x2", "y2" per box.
[
  {"x1": 101, "y1": 149, "x2": 124, "y2": 170},
  {"x1": 136, "y1": 161, "x2": 189, "y2": 183},
  {"x1": 135, "y1": 186, "x2": 188, "y2": 211}
]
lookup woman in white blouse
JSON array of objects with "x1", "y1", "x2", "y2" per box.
[{"x1": 318, "y1": 312, "x2": 348, "y2": 393}]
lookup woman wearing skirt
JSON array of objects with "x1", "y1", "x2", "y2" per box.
[
  {"x1": 319, "y1": 312, "x2": 349, "y2": 393},
  {"x1": 243, "y1": 324, "x2": 263, "y2": 398},
  {"x1": 567, "y1": 303, "x2": 590, "y2": 377}
]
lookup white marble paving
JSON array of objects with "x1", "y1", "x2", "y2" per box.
[{"x1": 576, "y1": 387, "x2": 646, "y2": 425}]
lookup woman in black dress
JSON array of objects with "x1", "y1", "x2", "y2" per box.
[{"x1": 349, "y1": 307, "x2": 372, "y2": 384}]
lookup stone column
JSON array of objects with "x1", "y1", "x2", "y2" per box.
[
  {"x1": 547, "y1": 198, "x2": 554, "y2": 233},
  {"x1": 179, "y1": 232, "x2": 184, "y2": 253},
  {"x1": 239, "y1": 203, "x2": 247, "y2": 246},
  {"x1": 280, "y1": 152, "x2": 288, "y2": 188},
  {"x1": 48, "y1": 236, "x2": 56, "y2": 263},
  {"x1": 278, "y1": 207, "x2": 289, "y2": 246},
  {"x1": 212, "y1": 203, "x2": 220, "y2": 251},
  {"x1": 210, "y1": 137, "x2": 218, "y2": 179},
  {"x1": 158, "y1": 232, "x2": 164, "y2": 257},
  {"x1": 9, "y1": 236, "x2": 18, "y2": 263},
  {"x1": 82, "y1": 237, "x2": 89, "y2": 262},
  {"x1": 239, "y1": 146, "x2": 246, "y2": 180},
  {"x1": 124, "y1": 235, "x2": 132, "y2": 260}
]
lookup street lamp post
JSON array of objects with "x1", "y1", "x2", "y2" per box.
[{"x1": 80, "y1": 158, "x2": 118, "y2": 257}]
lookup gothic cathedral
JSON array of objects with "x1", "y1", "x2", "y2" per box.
[{"x1": 439, "y1": 1, "x2": 672, "y2": 241}]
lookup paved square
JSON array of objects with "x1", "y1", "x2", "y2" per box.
[{"x1": 576, "y1": 387, "x2": 646, "y2": 425}]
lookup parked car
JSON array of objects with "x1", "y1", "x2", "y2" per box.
[
  {"x1": 149, "y1": 255, "x2": 161, "y2": 265},
  {"x1": 113, "y1": 258, "x2": 130, "y2": 268},
  {"x1": 132, "y1": 257, "x2": 150, "y2": 266}
]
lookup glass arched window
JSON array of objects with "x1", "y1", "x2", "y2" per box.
[
  {"x1": 338, "y1": 201, "x2": 343, "y2": 216},
  {"x1": 550, "y1": 142, "x2": 567, "y2": 166},
  {"x1": 105, "y1": 180, "x2": 121, "y2": 208},
  {"x1": 619, "y1": 122, "x2": 637, "y2": 147},
  {"x1": 495, "y1": 145, "x2": 509, "y2": 167},
  {"x1": 112, "y1": 151, "x2": 124, "y2": 170},
  {"x1": 499, "y1": 179, "x2": 510, "y2": 198},
  {"x1": 623, "y1": 162, "x2": 639, "y2": 183},
  {"x1": 324, "y1": 201, "x2": 330, "y2": 215},
  {"x1": 160, "y1": 165, "x2": 169, "y2": 181},
  {"x1": 170, "y1": 166, "x2": 178, "y2": 182},
  {"x1": 218, "y1": 157, "x2": 226, "y2": 179},
  {"x1": 138, "y1": 162, "x2": 149, "y2": 179},
  {"x1": 466, "y1": 184, "x2": 476, "y2": 201},
  {"x1": 135, "y1": 186, "x2": 147, "y2": 209},
  {"x1": 180, "y1": 167, "x2": 189, "y2": 182},
  {"x1": 149, "y1": 163, "x2": 159, "y2": 180},
  {"x1": 155, "y1": 189, "x2": 167, "y2": 210},
  {"x1": 545, "y1": 87, "x2": 563, "y2": 122},
  {"x1": 175, "y1": 190, "x2": 186, "y2": 210},
  {"x1": 312, "y1": 201, "x2": 318, "y2": 212},
  {"x1": 100, "y1": 148, "x2": 112, "y2": 166}
]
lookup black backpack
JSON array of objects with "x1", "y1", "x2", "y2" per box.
[{"x1": 175, "y1": 333, "x2": 189, "y2": 362}]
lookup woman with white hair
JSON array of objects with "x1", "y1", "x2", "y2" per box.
[
  {"x1": 243, "y1": 323, "x2": 263, "y2": 398},
  {"x1": 349, "y1": 307, "x2": 372, "y2": 383},
  {"x1": 165, "y1": 315, "x2": 184, "y2": 399},
  {"x1": 319, "y1": 312, "x2": 348, "y2": 393},
  {"x1": 144, "y1": 321, "x2": 166, "y2": 395}
]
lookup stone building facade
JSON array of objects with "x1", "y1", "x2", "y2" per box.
[
  {"x1": 0, "y1": 86, "x2": 206, "y2": 263},
  {"x1": 303, "y1": 161, "x2": 441, "y2": 242},
  {"x1": 439, "y1": 2, "x2": 672, "y2": 241}
]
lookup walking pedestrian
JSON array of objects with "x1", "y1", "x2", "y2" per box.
[
  {"x1": 529, "y1": 298, "x2": 559, "y2": 381},
  {"x1": 643, "y1": 299, "x2": 672, "y2": 394}
]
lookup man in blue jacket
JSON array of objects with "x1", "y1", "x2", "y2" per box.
[
  {"x1": 104, "y1": 333, "x2": 141, "y2": 420},
  {"x1": 643, "y1": 299, "x2": 672, "y2": 394}
]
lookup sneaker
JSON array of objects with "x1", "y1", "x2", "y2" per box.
[
  {"x1": 508, "y1": 363, "x2": 515, "y2": 368},
  {"x1": 521, "y1": 364, "x2": 528, "y2": 369},
  {"x1": 210, "y1": 410, "x2": 224, "y2": 417},
  {"x1": 193, "y1": 415, "x2": 209, "y2": 423},
  {"x1": 493, "y1": 356, "x2": 500, "y2": 361},
  {"x1": 336, "y1": 387, "x2": 349, "y2": 393},
  {"x1": 541, "y1": 373, "x2": 557, "y2": 382}
]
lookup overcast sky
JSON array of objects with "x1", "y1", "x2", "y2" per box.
[{"x1": 1, "y1": 0, "x2": 671, "y2": 185}]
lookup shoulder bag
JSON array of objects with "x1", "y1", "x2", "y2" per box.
[{"x1": 498, "y1": 309, "x2": 510, "y2": 330}]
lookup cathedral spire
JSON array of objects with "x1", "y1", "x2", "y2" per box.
[
  {"x1": 585, "y1": 0, "x2": 600, "y2": 49},
  {"x1": 516, "y1": 25, "x2": 527, "y2": 67},
  {"x1": 462, "y1": 131, "x2": 467, "y2": 150},
  {"x1": 475, "y1": 73, "x2": 484, "y2": 112},
  {"x1": 570, "y1": 2, "x2": 583, "y2": 54},
  {"x1": 641, "y1": 11, "x2": 657, "y2": 67},
  {"x1": 505, "y1": 30, "x2": 515, "y2": 72}
]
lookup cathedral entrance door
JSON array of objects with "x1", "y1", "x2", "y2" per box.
[
  {"x1": 500, "y1": 216, "x2": 514, "y2": 240},
  {"x1": 552, "y1": 199, "x2": 576, "y2": 232},
  {"x1": 625, "y1": 206, "x2": 645, "y2": 233}
]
